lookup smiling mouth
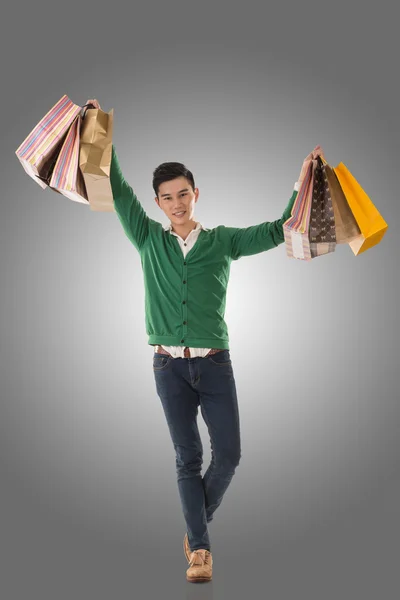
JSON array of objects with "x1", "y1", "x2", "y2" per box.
[{"x1": 174, "y1": 211, "x2": 186, "y2": 216}]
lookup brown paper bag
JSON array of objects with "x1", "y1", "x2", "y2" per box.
[
  {"x1": 323, "y1": 162, "x2": 361, "y2": 244},
  {"x1": 79, "y1": 106, "x2": 114, "y2": 212}
]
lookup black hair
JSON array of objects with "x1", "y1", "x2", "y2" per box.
[{"x1": 152, "y1": 162, "x2": 195, "y2": 199}]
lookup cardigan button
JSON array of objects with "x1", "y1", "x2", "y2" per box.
[
  {"x1": 183, "y1": 321, "x2": 186, "y2": 325},
  {"x1": 181, "y1": 339, "x2": 184, "y2": 343},
  {"x1": 182, "y1": 300, "x2": 186, "y2": 304},
  {"x1": 184, "y1": 261, "x2": 187, "y2": 265},
  {"x1": 183, "y1": 280, "x2": 186, "y2": 284}
]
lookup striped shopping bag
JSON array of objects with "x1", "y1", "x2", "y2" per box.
[
  {"x1": 15, "y1": 94, "x2": 82, "y2": 189},
  {"x1": 283, "y1": 158, "x2": 316, "y2": 261},
  {"x1": 48, "y1": 111, "x2": 89, "y2": 204},
  {"x1": 308, "y1": 156, "x2": 337, "y2": 258}
]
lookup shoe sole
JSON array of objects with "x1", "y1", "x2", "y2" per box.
[{"x1": 187, "y1": 575, "x2": 212, "y2": 582}]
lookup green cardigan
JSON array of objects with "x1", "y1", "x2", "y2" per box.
[{"x1": 110, "y1": 144, "x2": 298, "y2": 349}]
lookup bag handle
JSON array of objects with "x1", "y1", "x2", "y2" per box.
[{"x1": 81, "y1": 103, "x2": 97, "y2": 120}]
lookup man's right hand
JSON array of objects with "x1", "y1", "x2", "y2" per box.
[
  {"x1": 298, "y1": 145, "x2": 324, "y2": 185},
  {"x1": 84, "y1": 98, "x2": 102, "y2": 110}
]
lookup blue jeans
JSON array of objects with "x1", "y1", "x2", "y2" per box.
[{"x1": 152, "y1": 349, "x2": 241, "y2": 552}]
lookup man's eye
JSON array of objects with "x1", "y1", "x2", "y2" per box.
[{"x1": 165, "y1": 193, "x2": 186, "y2": 199}]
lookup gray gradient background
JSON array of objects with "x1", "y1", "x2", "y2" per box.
[{"x1": 1, "y1": 0, "x2": 399, "y2": 598}]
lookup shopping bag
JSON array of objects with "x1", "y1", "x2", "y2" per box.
[
  {"x1": 48, "y1": 112, "x2": 88, "y2": 204},
  {"x1": 322, "y1": 159, "x2": 361, "y2": 244},
  {"x1": 15, "y1": 94, "x2": 82, "y2": 189},
  {"x1": 333, "y1": 162, "x2": 388, "y2": 255},
  {"x1": 283, "y1": 158, "x2": 316, "y2": 261},
  {"x1": 79, "y1": 105, "x2": 114, "y2": 212},
  {"x1": 308, "y1": 156, "x2": 337, "y2": 258}
]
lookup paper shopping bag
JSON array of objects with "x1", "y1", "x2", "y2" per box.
[
  {"x1": 48, "y1": 112, "x2": 88, "y2": 204},
  {"x1": 334, "y1": 162, "x2": 388, "y2": 255},
  {"x1": 15, "y1": 94, "x2": 82, "y2": 189},
  {"x1": 322, "y1": 160, "x2": 361, "y2": 244},
  {"x1": 79, "y1": 105, "x2": 114, "y2": 212},
  {"x1": 308, "y1": 156, "x2": 337, "y2": 258},
  {"x1": 283, "y1": 158, "x2": 315, "y2": 261}
]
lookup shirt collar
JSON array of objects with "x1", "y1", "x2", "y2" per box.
[{"x1": 164, "y1": 221, "x2": 208, "y2": 233}]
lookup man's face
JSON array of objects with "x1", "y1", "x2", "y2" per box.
[{"x1": 155, "y1": 176, "x2": 199, "y2": 226}]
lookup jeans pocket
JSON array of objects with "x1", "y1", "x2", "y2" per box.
[
  {"x1": 208, "y1": 349, "x2": 232, "y2": 366},
  {"x1": 153, "y1": 354, "x2": 172, "y2": 371}
]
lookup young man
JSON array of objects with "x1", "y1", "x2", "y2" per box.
[{"x1": 90, "y1": 96, "x2": 320, "y2": 583}]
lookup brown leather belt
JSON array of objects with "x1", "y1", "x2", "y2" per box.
[{"x1": 154, "y1": 345, "x2": 225, "y2": 358}]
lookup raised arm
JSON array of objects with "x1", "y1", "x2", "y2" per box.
[
  {"x1": 226, "y1": 182, "x2": 299, "y2": 261},
  {"x1": 226, "y1": 146, "x2": 324, "y2": 261},
  {"x1": 110, "y1": 144, "x2": 151, "y2": 252}
]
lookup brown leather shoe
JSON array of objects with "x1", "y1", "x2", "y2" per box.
[
  {"x1": 186, "y1": 549, "x2": 213, "y2": 583},
  {"x1": 183, "y1": 532, "x2": 191, "y2": 563}
]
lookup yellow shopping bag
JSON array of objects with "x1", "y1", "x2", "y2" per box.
[{"x1": 334, "y1": 162, "x2": 388, "y2": 255}]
